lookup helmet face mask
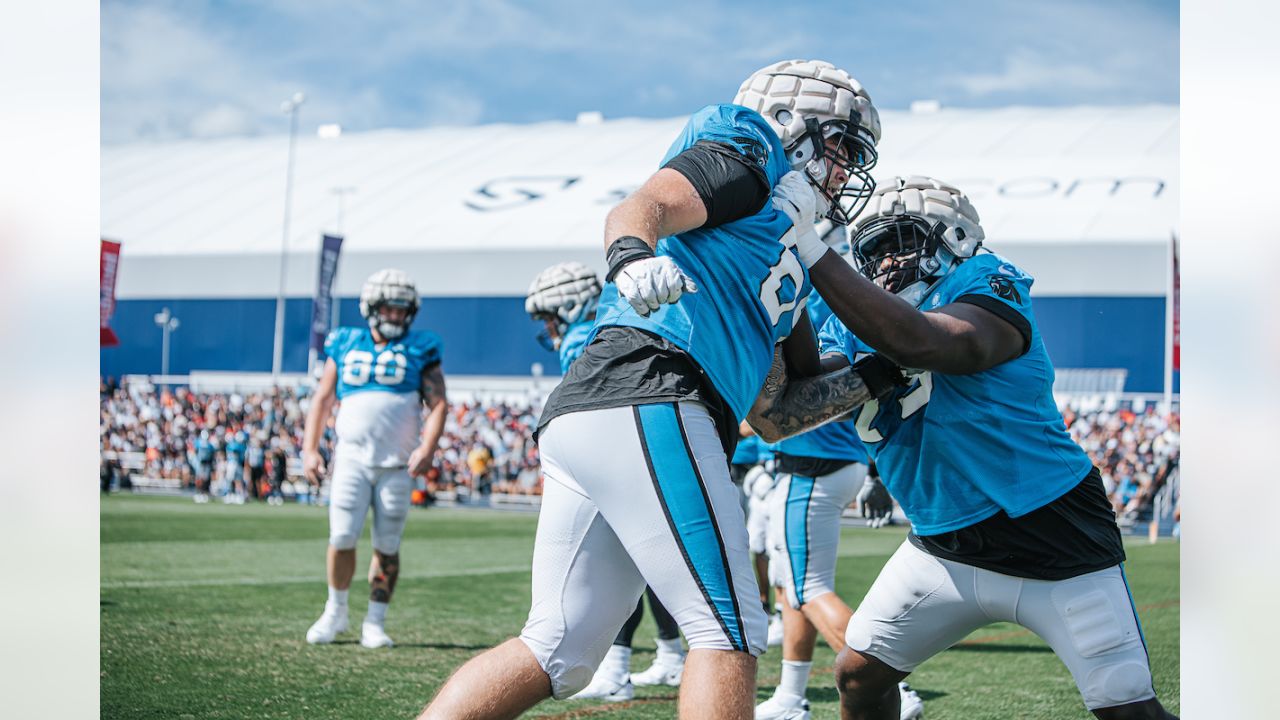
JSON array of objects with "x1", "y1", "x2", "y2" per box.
[
  {"x1": 360, "y1": 269, "x2": 419, "y2": 341},
  {"x1": 852, "y1": 216, "x2": 948, "y2": 300},
  {"x1": 532, "y1": 315, "x2": 562, "y2": 352},
  {"x1": 848, "y1": 176, "x2": 986, "y2": 307},
  {"x1": 734, "y1": 59, "x2": 882, "y2": 226}
]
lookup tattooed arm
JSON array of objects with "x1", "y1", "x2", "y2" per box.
[
  {"x1": 748, "y1": 343, "x2": 912, "y2": 442},
  {"x1": 747, "y1": 348, "x2": 874, "y2": 442},
  {"x1": 408, "y1": 363, "x2": 448, "y2": 478}
]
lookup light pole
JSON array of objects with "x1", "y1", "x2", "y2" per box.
[
  {"x1": 272, "y1": 91, "x2": 306, "y2": 381},
  {"x1": 153, "y1": 307, "x2": 180, "y2": 379}
]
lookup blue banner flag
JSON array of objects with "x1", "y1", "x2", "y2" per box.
[{"x1": 310, "y1": 234, "x2": 344, "y2": 354}]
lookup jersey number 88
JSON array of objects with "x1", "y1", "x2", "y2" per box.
[{"x1": 341, "y1": 349, "x2": 407, "y2": 386}]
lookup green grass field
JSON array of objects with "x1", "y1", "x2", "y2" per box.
[{"x1": 101, "y1": 496, "x2": 1179, "y2": 719}]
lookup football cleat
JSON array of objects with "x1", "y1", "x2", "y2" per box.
[
  {"x1": 767, "y1": 612, "x2": 785, "y2": 647},
  {"x1": 360, "y1": 621, "x2": 394, "y2": 649},
  {"x1": 305, "y1": 607, "x2": 349, "y2": 645},
  {"x1": 630, "y1": 656, "x2": 684, "y2": 687},
  {"x1": 569, "y1": 675, "x2": 634, "y2": 702},
  {"x1": 754, "y1": 695, "x2": 811, "y2": 720},
  {"x1": 899, "y1": 681, "x2": 924, "y2": 720}
]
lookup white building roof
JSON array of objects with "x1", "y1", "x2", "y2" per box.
[{"x1": 102, "y1": 104, "x2": 1177, "y2": 298}]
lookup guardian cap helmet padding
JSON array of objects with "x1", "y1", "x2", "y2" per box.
[
  {"x1": 359, "y1": 269, "x2": 419, "y2": 341},
  {"x1": 734, "y1": 59, "x2": 881, "y2": 225},
  {"x1": 849, "y1": 176, "x2": 984, "y2": 307},
  {"x1": 525, "y1": 262, "x2": 602, "y2": 350}
]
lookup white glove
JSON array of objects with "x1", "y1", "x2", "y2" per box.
[
  {"x1": 745, "y1": 465, "x2": 775, "y2": 500},
  {"x1": 856, "y1": 475, "x2": 894, "y2": 529},
  {"x1": 614, "y1": 256, "x2": 698, "y2": 316},
  {"x1": 771, "y1": 171, "x2": 831, "y2": 268}
]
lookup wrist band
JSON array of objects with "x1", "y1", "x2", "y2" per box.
[
  {"x1": 605, "y1": 236, "x2": 655, "y2": 282},
  {"x1": 853, "y1": 353, "x2": 909, "y2": 400}
]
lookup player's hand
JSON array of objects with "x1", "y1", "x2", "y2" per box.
[
  {"x1": 302, "y1": 450, "x2": 326, "y2": 484},
  {"x1": 772, "y1": 171, "x2": 830, "y2": 268},
  {"x1": 615, "y1": 256, "x2": 698, "y2": 316},
  {"x1": 407, "y1": 445, "x2": 435, "y2": 478},
  {"x1": 857, "y1": 475, "x2": 893, "y2": 528}
]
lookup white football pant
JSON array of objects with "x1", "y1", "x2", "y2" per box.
[
  {"x1": 769, "y1": 462, "x2": 864, "y2": 608},
  {"x1": 520, "y1": 402, "x2": 768, "y2": 698},
  {"x1": 845, "y1": 540, "x2": 1157, "y2": 710},
  {"x1": 327, "y1": 451, "x2": 412, "y2": 554}
]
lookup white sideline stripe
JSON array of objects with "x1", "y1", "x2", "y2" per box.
[{"x1": 102, "y1": 564, "x2": 529, "y2": 589}]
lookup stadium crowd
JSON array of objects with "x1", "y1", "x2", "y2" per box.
[
  {"x1": 98, "y1": 378, "x2": 543, "y2": 502},
  {"x1": 100, "y1": 378, "x2": 1178, "y2": 522},
  {"x1": 1059, "y1": 397, "x2": 1180, "y2": 525}
]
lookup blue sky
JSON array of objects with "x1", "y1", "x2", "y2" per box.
[{"x1": 101, "y1": 0, "x2": 1179, "y2": 144}]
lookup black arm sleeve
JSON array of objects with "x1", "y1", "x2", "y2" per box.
[
  {"x1": 952, "y1": 294, "x2": 1033, "y2": 357},
  {"x1": 662, "y1": 140, "x2": 770, "y2": 229}
]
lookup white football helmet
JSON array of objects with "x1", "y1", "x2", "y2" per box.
[
  {"x1": 734, "y1": 59, "x2": 881, "y2": 225},
  {"x1": 359, "y1": 269, "x2": 419, "y2": 341},
  {"x1": 525, "y1": 262, "x2": 601, "y2": 350},
  {"x1": 849, "y1": 176, "x2": 985, "y2": 308}
]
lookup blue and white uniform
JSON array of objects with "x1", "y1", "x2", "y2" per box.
[
  {"x1": 323, "y1": 327, "x2": 442, "y2": 554},
  {"x1": 767, "y1": 294, "x2": 869, "y2": 608},
  {"x1": 818, "y1": 253, "x2": 1088, "y2": 534},
  {"x1": 557, "y1": 319, "x2": 593, "y2": 374},
  {"x1": 819, "y1": 253, "x2": 1154, "y2": 710},
  {"x1": 522, "y1": 104, "x2": 812, "y2": 697},
  {"x1": 591, "y1": 104, "x2": 811, "y2": 422}
]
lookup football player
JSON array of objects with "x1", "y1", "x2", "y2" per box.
[
  {"x1": 755, "y1": 291, "x2": 922, "y2": 720},
  {"x1": 753, "y1": 176, "x2": 1178, "y2": 720},
  {"x1": 421, "y1": 59, "x2": 881, "y2": 720},
  {"x1": 526, "y1": 261, "x2": 688, "y2": 699},
  {"x1": 302, "y1": 269, "x2": 447, "y2": 649}
]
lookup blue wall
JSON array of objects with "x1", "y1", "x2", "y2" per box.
[
  {"x1": 100, "y1": 297, "x2": 559, "y2": 379},
  {"x1": 101, "y1": 295, "x2": 1175, "y2": 392}
]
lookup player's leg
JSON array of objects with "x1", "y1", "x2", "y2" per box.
[
  {"x1": 574, "y1": 402, "x2": 767, "y2": 720},
  {"x1": 307, "y1": 454, "x2": 372, "y2": 644},
  {"x1": 632, "y1": 587, "x2": 687, "y2": 687},
  {"x1": 422, "y1": 419, "x2": 647, "y2": 717},
  {"x1": 571, "y1": 597, "x2": 644, "y2": 700},
  {"x1": 790, "y1": 464, "x2": 861, "y2": 649},
  {"x1": 361, "y1": 467, "x2": 412, "y2": 648},
  {"x1": 747, "y1": 484, "x2": 783, "y2": 646},
  {"x1": 836, "y1": 541, "x2": 989, "y2": 720},
  {"x1": 1012, "y1": 564, "x2": 1177, "y2": 719}
]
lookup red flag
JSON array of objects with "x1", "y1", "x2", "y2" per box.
[
  {"x1": 1171, "y1": 234, "x2": 1180, "y2": 371},
  {"x1": 101, "y1": 239, "x2": 121, "y2": 347}
]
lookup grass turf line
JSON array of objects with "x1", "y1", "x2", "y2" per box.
[{"x1": 101, "y1": 495, "x2": 1179, "y2": 719}]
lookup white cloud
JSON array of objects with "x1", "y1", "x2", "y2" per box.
[
  {"x1": 954, "y1": 48, "x2": 1116, "y2": 97},
  {"x1": 188, "y1": 103, "x2": 254, "y2": 138}
]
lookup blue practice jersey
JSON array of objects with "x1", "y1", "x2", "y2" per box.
[
  {"x1": 558, "y1": 319, "x2": 594, "y2": 374},
  {"x1": 593, "y1": 104, "x2": 812, "y2": 422},
  {"x1": 325, "y1": 327, "x2": 442, "y2": 400},
  {"x1": 731, "y1": 434, "x2": 765, "y2": 466},
  {"x1": 772, "y1": 294, "x2": 867, "y2": 464},
  {"x1": 818, "y1": 253, "x2": 1092, "y2": 535}
]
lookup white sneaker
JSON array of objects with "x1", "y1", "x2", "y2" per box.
[
  {"x1": 630, "y1": 656, "x2": 684, "y2": 686},
  {"x1": 754, "y1": 694, "x2": 810, "y2": 720},
  {"x1": 305, "y1": 607, "x2": 349, "y2": 644},
  {"x1": 360, "y1": 621, "x2": 394, "y2": 649},
  {"x1": 569, "y1": 674, "x2": 634, "y2": 702},
  {"x1": 899, "y1": 682, "x2": 924, "y2": 720},
  {"x1": 766, "y1": 612, "x2": 784, "y2": 647}
]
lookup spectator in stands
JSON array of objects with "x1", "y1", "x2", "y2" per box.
[
  {"x1": 246, "y1": 436, "x2": 266, "y2": 500},
  {"x1": 102, "y1": 380, "x2": 550, "y2": 500}
]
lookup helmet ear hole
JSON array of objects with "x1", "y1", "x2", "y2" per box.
[{"x1": 775, "y1": 109, "x2": 793, "y2": 126}]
